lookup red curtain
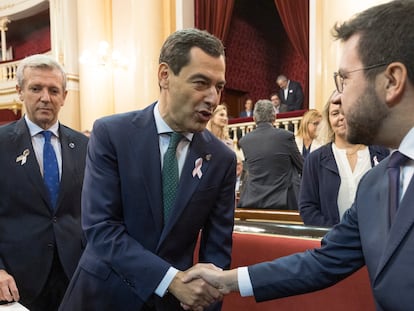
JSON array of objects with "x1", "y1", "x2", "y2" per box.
[
  {"x1": 274, "y1": 0, "x2": 309, "y2": 108},
  {"x1": 194, "y1": 0, "x2": 235, "y2": 43}
]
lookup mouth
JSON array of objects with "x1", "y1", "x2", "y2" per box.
[{"x1": 196, "y1": 109, "x2": 212, "y2": 122}]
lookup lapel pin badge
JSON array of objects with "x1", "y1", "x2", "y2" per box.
[
  {"x1": 16, "y1": 149, "x2": 30, "y2": 165},
  {"x1": 192, "y1": 157, "x2": 203, "y2": 179},
  {"x1": 69, "y1": 142, "x2": 75, "y2": 149},
  {"x1": 205, "y1": 154, "x2": 212, "y2": 161}
]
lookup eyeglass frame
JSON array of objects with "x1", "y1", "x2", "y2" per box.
[{"x1": 333, "y1": 63, "x2": 388, "y2": 93}]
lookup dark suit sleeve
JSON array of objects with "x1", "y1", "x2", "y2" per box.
[
  {"x1": 248, "y1": 203, "x2": 365, "y2": 302},
  {"x1": 299, "y1": 153, "x2": 329, "y2": 226},
  {"x1": 81, "y1": 119, "x2": 171, "y2": 301},
  {"x1": 291, "y1": 81, "x2": 304, "y2": 111},
  {"x1": 288, "y1": 133, "x2": 303, "y2": 174}
]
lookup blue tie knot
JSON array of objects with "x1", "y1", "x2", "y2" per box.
[{"x1": 42, "y1": 130, "x2": 53, "y2": 142}]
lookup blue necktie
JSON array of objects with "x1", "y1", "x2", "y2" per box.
[
  {"x1": 42, "y1": 131, "x2": 60, "y2": 209},
  {"x1": 162, "y1": 132, "x2": 182, "y2": 223},
  {"x1": 388, "y1": 151, "x2": 409, "y2": 224}
]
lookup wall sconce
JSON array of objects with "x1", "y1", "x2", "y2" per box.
[{"x1": 79, "y1": 41, "x2": 129, "y2": 69}]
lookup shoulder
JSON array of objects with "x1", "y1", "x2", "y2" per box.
[{"x1": 307, "y1": 143, "x2": 332, "y2": 160}]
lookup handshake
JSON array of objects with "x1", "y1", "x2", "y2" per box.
[{"x1": 168, "y1": 263, "x2": 239, "y2": 311}]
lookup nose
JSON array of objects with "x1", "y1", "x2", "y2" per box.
[
  {"x1": 205, "y1": 85, "x2": 220, "y2": 105},
  {"x1": 40, "y1": 88, "x2": 51, "y2": 102}
]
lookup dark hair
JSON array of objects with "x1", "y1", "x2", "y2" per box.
[
  {"x1": 332, "y1": 0, "x2": 414, "y2": 84},
  {"x1": 159, "y1": 28, "x2": 225, "y2": 76}
]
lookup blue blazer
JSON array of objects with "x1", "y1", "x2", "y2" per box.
[
  {"x1": 0, "y1": 118, "x2": 88, "y2": 305},
  {"x1": 59, "y1": 103, "x2": 236, "y2": 311},
  {"x1": 299, "y1": 143, "x2": 389, "y2": 227},
  {"x1": 248, "y1": 153, "x2": 414, "y2": 310}
]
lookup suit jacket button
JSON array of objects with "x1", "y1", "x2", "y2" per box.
[
  {"x1": 47, "y1": 243, "x2": 54, "y2": 248},
  {"x1": 52, "y1": 217, "x2": 57, "y2": 223}
]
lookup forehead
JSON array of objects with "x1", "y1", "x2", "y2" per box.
[
  {"x1": 329, "y1": 102, "x2": 342, "y2": 113},
  {"x1": 24, "y1": 67, "x2": 63, "y2": 83},
  {"x1": 339, "y1": 34, "x2": 362, "y2": 71},
  {"x1": 183, "y1": 47, "x2": 225, "y2": 78}
]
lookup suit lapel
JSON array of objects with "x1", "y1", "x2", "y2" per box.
[
  {"x1": 130, "y1": 107, "x2": 164, "y2": 236},
  {"x1": 14, "y1": 119, "x2": 50, "y2": 206},
  {"x1": 375, "y1": 174, "x2": 414, "y2": 278},
  {"x1": 158, "y1": 132, "x2": 212, "y2": 244},
  {"x1": 55, "y1": 126, "x2": 77, "y2": 212}
]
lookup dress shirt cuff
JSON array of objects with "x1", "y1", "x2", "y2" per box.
[
  {"x1": 155, "y1": 267, "x2": 179, "y2": 297},
  {"x1": 238, "y1": 267, "x2": 254, "y2": 297}
]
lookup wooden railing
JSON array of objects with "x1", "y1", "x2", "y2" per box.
[
  {"x1": 235, "y1": 208, "x2": 303, "y2": 224},
  {"x1": 228, "y1": 109, "x2": 306, "y2": 146}
]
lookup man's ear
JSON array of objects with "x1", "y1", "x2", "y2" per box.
[
  {"x1": 384, "y1": 62, "x2": 407, "y2": 107},
  {"x1": 158, "y1": 63, "x2": 170, "y2": 89},
  {"x1": 16, "y1": 85, "x2": 24, "y2": 101}
]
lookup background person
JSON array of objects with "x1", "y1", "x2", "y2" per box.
[
  {"x1": 299, "y1": 92, "x2": 389, "y2": 227},
  {"x1": 276, "y1": 75, "x2": 304, "y2": 111},
  {"x1": 207, "y1": 104, "x2": 234, "y2": 150},
  {"x1": 0, "y1": 54, "x2": 88, "y2": 310},
  {"x1": 295, "y1": 109, "x2": 323, "y2": 159},
  {"x1": 270, "y1": 93, "x2": 287, "y2": 114},
  {"x1": 239, "y1": 98, "x2": 253, "y2": 117},
  {"x1": 59, "y1": 28, "x2": 236, "y2": 311},
  {"x1": 237, "y1": 99, "x2": 303, "y2": 210}
]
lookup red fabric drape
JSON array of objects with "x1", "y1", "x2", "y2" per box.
[
  {"x1": 194, "y1": 0, "x2": 235, "y2": 43},
  {"x1": 274, "y1": 0, "x2": 309, "y2": 108}
]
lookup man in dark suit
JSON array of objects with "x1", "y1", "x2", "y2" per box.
[
  {"x1": 270, "y1": 93, "x2": 288, "y2": 114},
  {"x1": 0, "y1": 55, "x2": 88, "y2": 310},
  {"x1": 182, "y1": 2, "x2": 414, "y2": 310},
  {"x1": 58, "y1": 28, "x2": 236, "y2": 311},
  {"x1": 237, "y1": 99, "x2": 303, "y2": 210},
  {"x1": 239, "y1": 98, "x2": 253, "y2": 117},
  {"x1": 276, "y1": 75, "x2": 304, "y2": 111}
]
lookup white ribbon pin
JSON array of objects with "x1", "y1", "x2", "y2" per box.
[
  {"x1": 16, "y1": 149, "x2": 30, "y2": 165},
  {"x1": 192, "y1": 157, "x2": 203, "y2": 179}
]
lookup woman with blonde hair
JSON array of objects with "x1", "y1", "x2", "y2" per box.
[
  {"x1": 299, "y1": 91, "x2": 389, "y2": 227},
  {"x1": 206, "y1": 104, "x2": 233, "y2": 149},
  {"x1": 295, "y1": 109, "x2": 323, "y2": 159}
]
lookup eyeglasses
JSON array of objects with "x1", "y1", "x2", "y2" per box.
[{"x1": 333, "y1": 63, "x2": 387, "y2": 93}]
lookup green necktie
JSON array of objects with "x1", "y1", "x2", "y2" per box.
[{"x1": 162, "y1": 132, "x2": 182, "y2": 223}]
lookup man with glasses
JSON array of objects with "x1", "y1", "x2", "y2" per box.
[{"x1": 182, "y1": 2, "x2": 414, "y2": 310}]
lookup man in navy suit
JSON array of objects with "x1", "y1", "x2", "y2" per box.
[
  {"x1": 276, "y1": 75, "x2": 304, "y2": 111},
  {"x1": 183, "y1": 2, "x2": 414, "y2": 310},
  {"x1": 59, "y1": 28, "x2": 236, "y2": 311},
  {"x1": 0, "y1": 55, "x2": 88, "y2": 310}
]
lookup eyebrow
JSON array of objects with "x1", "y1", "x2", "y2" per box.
[{"x1": 189, "y1": 73, "x2": 226, "y2": 85}]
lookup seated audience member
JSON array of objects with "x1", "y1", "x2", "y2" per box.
[
  {"x1": 270, "y1": 93, "x2": 288, "y2": 114},
  {"x1": 295, "y1": 109, "x2": 323, "y2": 159},
  {"x1": 239, "y1": 98, "x2": 253, "y2": 117},
  {"x1": 299, "y1": 91, "x2": 389, "y2": 227},
  {"x1": 238, "y1": 99, "x2": 303, "y2": 210},
  {"x1": 207, "y1": 104, "x2": 234, "y2": 150},
  {"x1": 276, "y1": 74, "x2": 304, "y2": 111}
]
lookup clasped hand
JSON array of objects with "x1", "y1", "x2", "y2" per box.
[{"x1": 169, "y1": 263, "x2": 236, "y2": 311}]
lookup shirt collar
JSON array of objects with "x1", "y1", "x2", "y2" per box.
[
  {"x1": 24, "y1": 115, "x2": 59, "y2": 138},
  {"x1": 153, "y1": 102, "x2": 193, "y2": 141},
  {"x1": 398, "y1": 127, "x2": 414, "y2": 160}
]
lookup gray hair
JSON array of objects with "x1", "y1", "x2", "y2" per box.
[
  {"x1": 253, "y1": 99, "x2": 276, "y2": 123},
  {"x1": 16, "y1": 54, "x2": 67, "y2": 91}
]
